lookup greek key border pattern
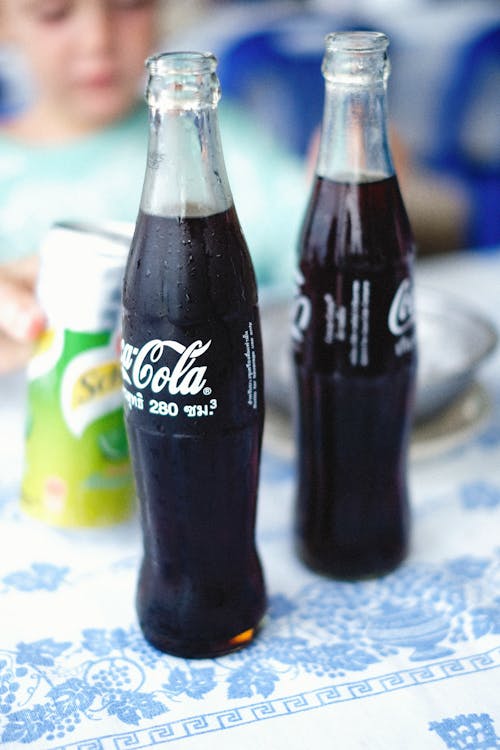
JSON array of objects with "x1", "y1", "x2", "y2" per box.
[{"x1": 51, "y1": 646, "x2": 500, "y2": 750}]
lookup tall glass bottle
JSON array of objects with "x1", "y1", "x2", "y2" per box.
[
  {"x1": 292, "y1": 32, "x2": 417, "y2": 579},
  {"x1": 121, "y1": 52, "x2": 266, "y2": 657}
]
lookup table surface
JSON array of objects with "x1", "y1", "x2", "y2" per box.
[{"x1": 1, "y1": 250, "x2": 500, "y2": 750}]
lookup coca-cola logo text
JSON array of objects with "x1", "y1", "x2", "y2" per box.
[
  {"x1": 388, "y1": 279, "x2": 414, "y2": 336},
  {"x1": 121, "y1": 339, "x2": 211, "y2": 396},
  {"x1": 292, "y1": 269, "x2": 312, "y2": 344}
]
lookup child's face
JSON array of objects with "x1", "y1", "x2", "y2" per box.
[{"x1": 4, "y1": 0, "x2": 160, "y2": 130}]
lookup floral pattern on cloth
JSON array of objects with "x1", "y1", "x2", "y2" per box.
[
  {"x1": 429, "y1": 713, "x2": 500, "y2": 749},
  {"x1": 1, "y1": 552, "x2": 500, "y2": 746}
]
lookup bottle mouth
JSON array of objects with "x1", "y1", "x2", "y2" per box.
[
  {"x1": 322, "y1": 31, "x2": 390, "y2": 85},
  {"x1": 325, "y1": 31, "x2": 389, "y2": 54},
  {"x1": 145, "y1": 51, "x2": 220, "y2": 111},
  {"x1": 146, "y1": 51, "x2": 217, "y2": 77}
]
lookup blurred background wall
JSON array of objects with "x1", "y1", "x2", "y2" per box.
[
  {"x1": 167, "y1": 0, "x2": 500, "y2": 255},
  {"x1": 1, "y1": 0, "x2": 499, "y2": 255}
]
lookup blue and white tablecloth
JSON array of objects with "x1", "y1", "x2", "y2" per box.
[{"x1": 1, "y1": 251, "x2": 500, "y2": 750}]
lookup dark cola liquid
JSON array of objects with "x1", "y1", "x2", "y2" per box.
[
  {"x1": 122, "y1": 207, "x2": 266, "y2": 657},
  {"x1": 294, "y1": 175, "x2": 417, "y2": 579}
]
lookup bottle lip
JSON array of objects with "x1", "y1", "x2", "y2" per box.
[
  {"x1": 146, "y1": 51, "x2": 217, "y2": 76},
  {"x1": 325, "y1": 31, "x2": 389, "y2": 54},
  {"x1": 322, "y1": 31, "x2": 390, "y2": 85},
  {"x1": 145, "y1": 51, "x2": 221, "y2": 110}
]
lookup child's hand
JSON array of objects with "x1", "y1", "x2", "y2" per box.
[{"x1": 0, "y1": 256, "x2": 45, "y2": 373}]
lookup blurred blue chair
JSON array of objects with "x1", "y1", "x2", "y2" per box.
[
  {"x1": 217, "y1": 12, "x2": 374, "y2": 157},
  {"x1": 428, "y1": 24, "x2": 500, "y2": 249}
]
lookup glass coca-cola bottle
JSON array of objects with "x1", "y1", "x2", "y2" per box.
[
  {"x1": 121, "y1": 52, "x2": 266, "y2": 657},
  {"x1": 292, "y1": 32, "x2": 417, "y2": 579}
]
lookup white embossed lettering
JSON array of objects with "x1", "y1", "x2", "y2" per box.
[{"x1": 121, "y1": 338, "x2": 212, "y2": 396}]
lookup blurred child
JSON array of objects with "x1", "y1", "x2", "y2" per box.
[
  {"x1": 0, "y1": 0, "x2": 307, "y2": 373},
  {"x1": 0, "y1": 0, "x2": 160, "y2": 370}
]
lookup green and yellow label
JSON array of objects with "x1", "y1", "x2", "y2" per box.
[{"x1": 22, "y1": 328, "x2": 134, "y2": 527}]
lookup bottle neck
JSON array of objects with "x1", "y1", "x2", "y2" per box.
[
  {"x1": 317, "y1": 31, "x2": 394, "y2": 183},
  {"x1": 317, "y1": 80, "x2": 393, "y2": 183},
  {"x1": 140, "y1": 52, "x2": 233, "y2": 218},
  {"x1": 140, "y1": 106, "x2": 233, "y2": 218}
]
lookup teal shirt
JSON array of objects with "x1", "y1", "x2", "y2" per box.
[{"x1": 0, "y1": 103, "x2": 306, "y2": 288}]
